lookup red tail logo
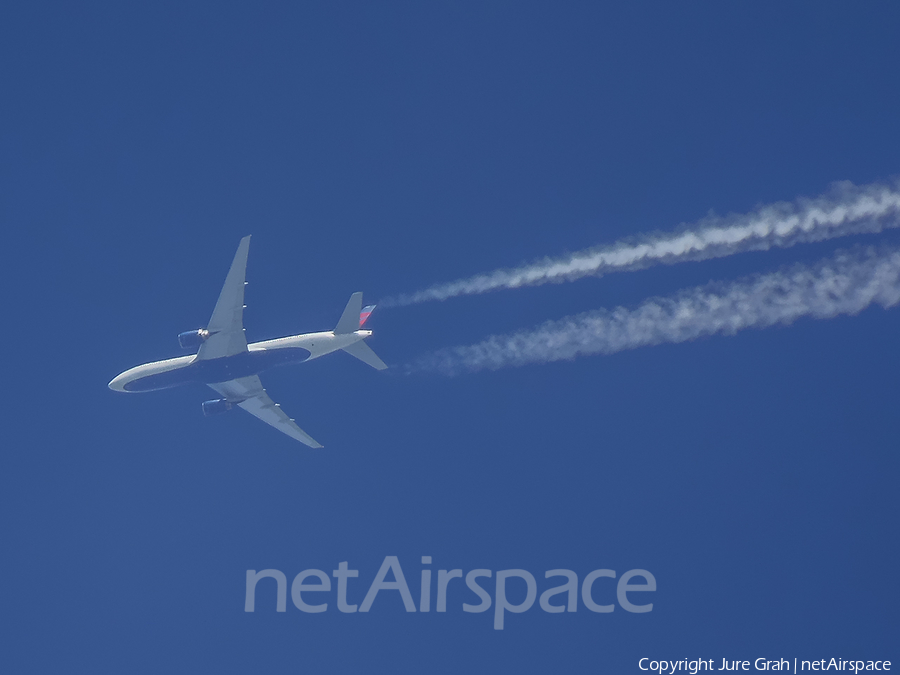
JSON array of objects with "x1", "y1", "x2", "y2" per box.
[{"x1": 359, "y1": 304, "x2": 376, "y2": 328}]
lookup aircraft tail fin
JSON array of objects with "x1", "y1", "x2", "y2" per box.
[
  {"x1": 342, "y1": 340, "x2": 388, "y2": 370},
  {"x1": 334, "y1": 292, "x2": 363, "y2": 334},
  {"x1": 359, "y1": 304, "x2": 376, "y2": 327},
  {"x1": 335, "y1": 292, "x2": 387, "y2": 369}
]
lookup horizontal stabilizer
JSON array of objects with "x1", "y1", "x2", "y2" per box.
[
  {"x1": 335, "y1": 292, "x2": 363, "y2": 334},
  {"x1": 342, "y1": 340, "x2": 388, "y2": 370}
]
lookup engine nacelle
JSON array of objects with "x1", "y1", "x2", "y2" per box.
[
  {"x1": 178, "y1": 329, "x2": 210, "y2": 349},
  {"x1": 202, "y1": 399, "x2": 234, "y2": 416}
]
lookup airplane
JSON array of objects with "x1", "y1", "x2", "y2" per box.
[{"x1": 108, "y1": 236, "x2": 386, "y2": 447}]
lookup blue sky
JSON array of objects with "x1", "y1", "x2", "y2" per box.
[{"x1": 2, "y1": 2, "x2": 898, "y2": 672}]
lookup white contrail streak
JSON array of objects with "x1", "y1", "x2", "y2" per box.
[
  {"x1": 410, "y1": 245, "x2": 900, "y2": 375},
  {"x1": 383, "y1": 179, "x2": 900, "y2": 307}
]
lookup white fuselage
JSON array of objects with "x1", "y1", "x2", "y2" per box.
[{"x1": 109, "y1": 329, "x2": 372, "y2": 393}]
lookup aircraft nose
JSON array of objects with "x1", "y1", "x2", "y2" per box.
[{"x1": 108, "y1": 372, "x2": 128, "y2": 392}]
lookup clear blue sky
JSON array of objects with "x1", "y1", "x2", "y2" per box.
[{"x1": 2, "y1": 2, "x2": 898, "y2": 672}]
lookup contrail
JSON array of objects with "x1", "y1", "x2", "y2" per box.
[
  {"x1": 383, "y1": 179, "x2": 900, "y2": 307},
  {"x1": 409, "y1": 245, "x2": 900, "y2": 375}
]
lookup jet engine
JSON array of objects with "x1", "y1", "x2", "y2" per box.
[
  {"x1": 202, "y1": 399, "x2": 234, "y2": 416},
  {"x1": 178, "y1": 329, "x2": 210, "y2": 349}
]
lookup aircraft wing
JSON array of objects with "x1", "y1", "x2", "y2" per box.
[
  {"x1": 198, "y1": 236, "x2": 251, "y2": 361},
  {"x1": 208, "y1": 375, "x2": 323, "y2": 448}
]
